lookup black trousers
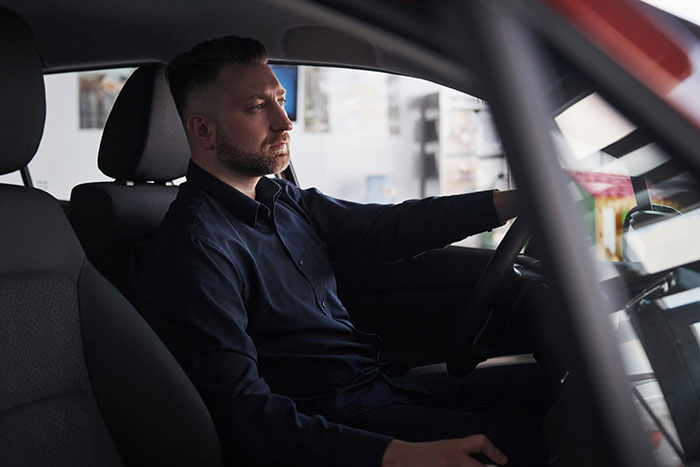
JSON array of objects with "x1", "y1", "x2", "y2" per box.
[
  {"x1": 342, "y1": 281, "x2": 563, "y2": 466},
  {"x1": 343, "y1": 363, "x2": 552, "y2": 466}
]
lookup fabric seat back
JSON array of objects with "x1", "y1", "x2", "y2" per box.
[
  {"x1": 0, "y1": 8, "x2": 221, "y2": 466},
  {"x1": 70, "y1": 64, "x2": 189, "y2": 301}
]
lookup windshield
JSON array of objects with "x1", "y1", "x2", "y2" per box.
[{"x1": 556, "y1": 89, "x2": 700, "y2": 465}]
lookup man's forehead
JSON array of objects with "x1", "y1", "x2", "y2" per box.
[{"x1": 218, "y1": 63, "x2": 285, "y2": 99}]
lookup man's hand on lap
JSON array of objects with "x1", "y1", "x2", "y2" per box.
[{"x1": 381, "y1": 434, "x2": 508, "y2": 466}]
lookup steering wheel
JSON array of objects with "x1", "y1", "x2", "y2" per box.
[{"x1": 446, "y1": 216, "x2": 530, "y2": 377}]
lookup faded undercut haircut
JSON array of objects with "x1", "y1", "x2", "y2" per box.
[{"x1": 165, "y1": 35, "x2": 269, "y2": 120}]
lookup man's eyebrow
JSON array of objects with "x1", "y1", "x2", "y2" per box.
[
  {"x1": 243, "y1": 88, "x2": 287, "y2": 102},
  {"x1": 243, "y1": 94, "x2": 266, "y2": 103}
]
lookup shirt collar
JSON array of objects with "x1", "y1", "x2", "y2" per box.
[{"x1": 186, "y1": 160, "x2": 282, "y2": 227}]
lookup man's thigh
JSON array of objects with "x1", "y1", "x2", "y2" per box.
[
  {"x1": 413, "y1": 362, "x2": 554, "y2": 419},
  {"x1": 347, "y1": 402, "x2": 548, "y2": 466},
  {"x1": 347, "y1": 363, "x2": 552, "y2": 465}
]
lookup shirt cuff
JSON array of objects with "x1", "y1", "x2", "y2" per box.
[{"x1": 456, "y1": 189, "x2": 504, "y2": 234}]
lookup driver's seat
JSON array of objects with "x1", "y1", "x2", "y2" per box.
[{"x1": 0, "y1": 7, "x2": 221, "y2": 466}]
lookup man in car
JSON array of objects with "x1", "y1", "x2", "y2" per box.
[{"x1": 133, "y1": 35, "x2": 549, "y2": 466}]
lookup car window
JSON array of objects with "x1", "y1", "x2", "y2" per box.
[
  {"x1": 9, "y1": 68, "x2": 135, "y2": 200},
  {"x1": 0, "y1": 170, "x2": 23, "y2": 185},
  {"x1": 557, "y1": 91, "x2": 700, "y2": 466},
  {"x1": 286, "y1": 65, "x2": 511, "y2": 249},
  {"x1": 10, "y1": 65, "x2": 511, "y2": 250},
  {"x1": 19, "y1": 65, "x2": 509, "y2": 249}
]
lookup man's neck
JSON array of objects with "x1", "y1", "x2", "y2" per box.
[
  {"x1": 192, "y1": 158, "x2": 260, "y2": 199},
  {"x1": 220, "y1": 172, "x2": 260, "y2": 199}
]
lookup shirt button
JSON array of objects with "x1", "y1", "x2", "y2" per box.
[
  {"x1": 298, "y1": 259, "x2": 305, "y2": 266},
  {"x1": 321, "y1": 300, "x2": 327, "y2": 308}
]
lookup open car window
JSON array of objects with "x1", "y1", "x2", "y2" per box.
[
  {"x1": 287, "y1": 65, "x2": 511, "y2": 249},
  {"x1": 16, "y1": 64, "x2": 511, "y2": 249}
]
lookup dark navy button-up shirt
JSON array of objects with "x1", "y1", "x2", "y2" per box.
[{"x1": 133, "y1": 161, "x2": 503, "y2": 467}]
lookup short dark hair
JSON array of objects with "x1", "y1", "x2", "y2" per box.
[{"x1": 166, "y1": 35, "x2": 268, "y2": 119}]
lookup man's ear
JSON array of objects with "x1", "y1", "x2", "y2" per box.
[{"x1": 186, "y1": 114, "x2": 216, "y2": 151}]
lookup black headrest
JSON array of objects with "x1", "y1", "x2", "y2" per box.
[
  {"x1": 98, "y1": 64, "x2": 189, "y2": 182},
  {"x1": 0, "y1": 8, "x2": 45, "y2": 176}
]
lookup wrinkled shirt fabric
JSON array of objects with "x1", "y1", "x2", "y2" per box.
[{"x1": 133, "y1": 161, "x2": 503, "y2": 467}]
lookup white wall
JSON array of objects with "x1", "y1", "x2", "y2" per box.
[
  {"x1": 0, "y1": 73, "x2": 108, "y2": 197},
  {"x1": 291, "y1": 67, "x2": 448, "y2": 204},
  {"x1": 29, "y1": 72, "x2": 112, "y2": 200}
]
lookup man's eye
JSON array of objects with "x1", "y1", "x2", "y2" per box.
[
  {"x1": 251, "y1": 103, "x2": 264, "y2": 111},
  {"x1": 278, "y1": 98, "x2": 287, "y2": 106}
]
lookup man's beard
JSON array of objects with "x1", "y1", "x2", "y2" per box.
[{"x1": 215, "y1": 129, "x2": 290, "y2": 177}]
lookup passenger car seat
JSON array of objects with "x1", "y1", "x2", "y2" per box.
[
  {"x1": 70, "y1": 63, "x2": 189, "y2": 302},
  {"x1": 0, "y1": 8, "x2": 221, "y2": 466}
]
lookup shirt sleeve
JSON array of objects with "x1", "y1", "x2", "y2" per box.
[
  {"x1": 142, "y1": 236, "x2": 392, "y2": 467},
  {"x1": 292, "y1": 186, "x2": 504, "y2": 262}
]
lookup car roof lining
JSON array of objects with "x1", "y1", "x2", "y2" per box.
[
  {"x1": 2, "y1": 0, "x2": 692, "y2": 119},
  {"x1": 0, "y1": 0, "x2": 585, "y2": 109},
  {"x1": 0, "y1": 0, "x2": 479, "y2": 92}
]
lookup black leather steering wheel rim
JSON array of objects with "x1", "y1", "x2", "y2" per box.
[{"x1": 446, "y1": 216, "x2": 530, "y2": 377}]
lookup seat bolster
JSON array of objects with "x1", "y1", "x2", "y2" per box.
[
  {"x1": 0, "y1": 185, "x2": 84, "y2": 281},
  {"x1": 78, "y1": 260, "x2": 222, "y2": 467},
  {"x1": 70, "y1": 181, "x2": 179, "y2": 298},
  {"x1": 70, "y1": 182, "x2": 178, "y2": 257}
]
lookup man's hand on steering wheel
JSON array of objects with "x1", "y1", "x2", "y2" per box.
[{"x1": 493, "y1": 189, "x2": 519, "y2": 224}]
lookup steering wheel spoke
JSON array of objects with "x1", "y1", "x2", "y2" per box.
[{"x1": 447, "y1": 217, "x2": 530, "y2": 377}]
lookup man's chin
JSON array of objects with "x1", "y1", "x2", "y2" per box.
[
  {"x1": 257, "y1": 151, "x2": 289, "y2": 175},
  {"x1": 272, "y1": 150, "x2": 290, "y2": 166},
  {"x1": 275, "y1": 156, "x2": 291, "y2": 174}
]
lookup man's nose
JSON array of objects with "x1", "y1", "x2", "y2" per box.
[{"x1": 271, "y1": 105, "x2": 293, "y2": 132}]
